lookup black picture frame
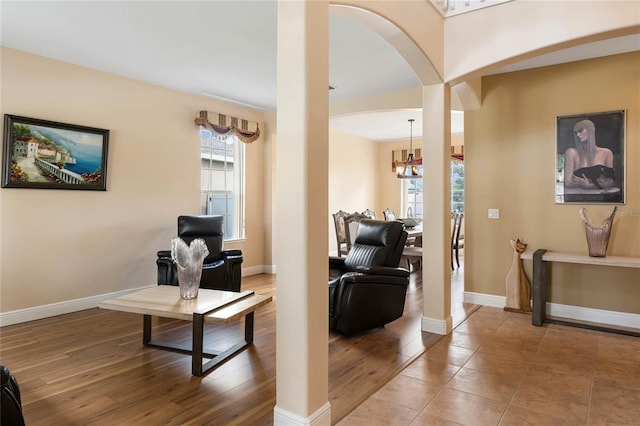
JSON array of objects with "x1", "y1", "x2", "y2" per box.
[
  {"x1": 555, "y1": 110, "x2": 625, "y2": 204},
  {"x1": 2, "y1": 115, "x2": 109, "y2": 191}
]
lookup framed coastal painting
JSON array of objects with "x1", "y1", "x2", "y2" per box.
[
  {"x1": 555, "y1": 110, "x2": 625, "y2": 204},
  {"x1": 2, "y1": 115, "x2": 109, "y2": 191}
]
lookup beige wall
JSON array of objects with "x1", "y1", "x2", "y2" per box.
[
  {"x1": 465, "y1": 52, "x2": 640, "y2": 313},
  {"x1": 3, "y1": 43, "x2": 637, "y2": 319},
  {"x1": 0, "y1": 47, "x2": 268, "y2": 312},
  {"x1": 376, "y1": 139, "x2": 415, "y2": 218},
  {"x1": 328, "y1": 130, "x2": 378, "y2": 253}
]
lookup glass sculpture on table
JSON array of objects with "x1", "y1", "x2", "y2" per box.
[{"x1": 171, "y1": 237, "x2": 209, "y2": 299}]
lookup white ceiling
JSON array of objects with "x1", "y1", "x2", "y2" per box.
[{"x1": 1, "y1": 1, "x2": 638, "y2": 141}]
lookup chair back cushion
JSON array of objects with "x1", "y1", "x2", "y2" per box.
[
  {"x1": 177, "y1": 215, "x2": 223, "y2": 264},
  {"x1": 344, "y1": 220, "x2": 407, "y2": 271}
]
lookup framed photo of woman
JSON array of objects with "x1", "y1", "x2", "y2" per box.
[{"x1": 555, "y1": 110, "x2": 625, "y2": 204}]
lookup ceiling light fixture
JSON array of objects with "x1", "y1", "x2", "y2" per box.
[{"x1": 396, "y1": 119, "x2": 422, "y2": 179}]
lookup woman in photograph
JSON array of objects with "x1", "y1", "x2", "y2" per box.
[{"x1": 564, "y1": 119, "x2": 615, "y2": 191}]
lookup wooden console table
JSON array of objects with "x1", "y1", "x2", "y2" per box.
[{"x1": 521, "y1": 249, "x2": 640, "y2": 337}]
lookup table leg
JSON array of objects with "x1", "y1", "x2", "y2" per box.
[
  {"x1": 532, "y1": 249, "x2": 547, "y2": 326},
  {"x1": 245, "y1": 312, "x2": 254, "y2": 343},
  {"x1": 192, "y1": 313, "x2": 205, "y2": 376},
  {"x1": 143, "y1": 315, "x2": 152, "y2": 345},
  {"x1": 196, "y1": 312, "x2": 256, "y2": 377},
  {"x1": 141, "y1": 310, "x2": 258, "y2": 377}
]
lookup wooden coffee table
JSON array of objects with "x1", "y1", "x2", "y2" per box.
[{"x1": 99, "y1": 286, "x2": 272, "y2": 376}]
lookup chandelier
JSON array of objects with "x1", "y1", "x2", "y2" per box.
[{"x1": 396, "y1": 119, "x2": 422, "y2": 179}]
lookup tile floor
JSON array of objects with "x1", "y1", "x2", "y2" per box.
[{"x1": 338, "y1": 305, "x2": 640, "y2": 425}]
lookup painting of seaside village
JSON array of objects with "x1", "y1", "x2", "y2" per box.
[{"x1": 2, "y1": 115, "x2": 109, "y2": 190}]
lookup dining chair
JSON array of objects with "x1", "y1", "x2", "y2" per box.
[
  {"x1": 450, "y1": 212, "x2": 459, "y2": 270},
  {"x1": 344, "y1": 212, "x2": 369, "y2": 251},
  {"x1": 361, "y1": 209, "x2": 376, "y2": 219},
  {"x1": 399, "y1": 215, "x2": 422, "y2": 270},
  {"x1": 332, "y1": 210, "x2": 350, "y2": 257},
  {"x1": 453, "y1": 213, "x2": 465, "y2": 268},
  {"x1": 383, "y1": 208, "x2": 397, "y2": 221},
  {"x1": 401, "y1": 245, "x2": 422, "y2": 271}
]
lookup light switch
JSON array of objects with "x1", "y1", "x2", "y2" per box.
[{"x1": 488, "y1": 209, "x2": 500, "y2": 219}]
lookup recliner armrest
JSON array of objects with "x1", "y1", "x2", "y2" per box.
[
  {"x1": 355, "y1": 265, "x2": 410, "y2": 278},
  {"x1": 331, "y1": 271, "x2": 409, "y2": 323},
  {"x1": 221, "y1": 249, "x2": 243, "y2": 261},
  {"x1": 329, "y1": 257, "x2": 346, "y2": 271},
  {"x1": 157, "y1": 250, "x2": 172, "y2": 259},
  {"x1": 222, "y1": 249, "x2": 243, "y2": 292},
  {"x1": 156, "y1": 256, "x2": 176, "y2": 285},
  {"x1": 341, "y1": 272, "x2": 409, "y2": 286}
]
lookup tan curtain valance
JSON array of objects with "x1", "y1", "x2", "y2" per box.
[
  {"x1": 451, "y1": 145, "x2": 464, "y2": 162},
  {"x1": 194, "y1": 110, "x2": 260, "y2": 143},
  {"x1": 391, "y1": 145, "x2": 464, "y2": 170}
]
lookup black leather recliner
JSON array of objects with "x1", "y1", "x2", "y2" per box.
[
  {"x1": 329, "y1": 219, "x2": 410, "y2": 335},
  {"x1": 157, "y1": 215, "x2": 243, "y2": 292},
  {"x1": 1, "y1": 365, "x2": 25, "y2": 426}
]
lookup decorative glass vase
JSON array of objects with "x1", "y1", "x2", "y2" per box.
[
  {"x1": 579, "y1": 207, "x2": 617, "y2": 257},
  {"x1": 171, "y1": 237, "x2": 209, "y2": 299}
]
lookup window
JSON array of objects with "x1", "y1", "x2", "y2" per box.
[
  {"x1": 401, "y1": 160, "x2": 464, "y2": 218},
  {"x1": 451, "y1": 160, "x2": 464, "y2": 213},
  {"x1": 402, "y1": 178, "x2": 424, "y2": 219},
  {"x1": 200, "y1": 129, "x2": 245, "y2": 240}
]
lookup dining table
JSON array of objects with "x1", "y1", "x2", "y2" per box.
[
  {"x1": 404, "y1": 223, "x2": 422, "y2": 238},
  {"x1": 400, "y1": 221, "x2": 460, "y2": 270}
]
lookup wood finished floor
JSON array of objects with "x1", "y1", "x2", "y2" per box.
[{"x1": 0, "y1": 267, "x2": 475, "y2": 425}]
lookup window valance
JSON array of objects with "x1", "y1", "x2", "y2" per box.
[
  {"x1": 194, "y1": 110, "x2": 260, "y2": 144},
  {"x1": 451, "y1": 145, "x2": 464, "y2": 162},
  {"x1": 391, "y1": 145, "x2": 464, "y2": 170}
]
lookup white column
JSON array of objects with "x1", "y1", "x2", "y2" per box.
[
  {"x1": 274, "y1": 1, "x2": 331, "y2": 425},
  {"x1": 421, "y1": 83, "x2": 453, "y2": 335}
]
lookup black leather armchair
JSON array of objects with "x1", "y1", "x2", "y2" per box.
[
  {"x1": 1, "y1": 365, "x2": 25, "y2": 426},
  {"x1": 329, "y1": 220, "x2": 410, "y2": 335},
  {"x1": 157, "y1": 215, "x2": 243, "y2": 292}
]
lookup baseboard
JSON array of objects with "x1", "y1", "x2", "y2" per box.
[
  {"x1": 421, "y1": 315, "x2": 453, "y2": 335},
  {"x1": 463, "y1": 291, "x2": 506, "y2": 308},
  {"x1": 463, "y1": 291, "x2": 640, "y2": 329},
  {"x1": 273, "y1": 402, "x2": 331, "y2": 426},
  {"x1": 242, "y1": 264, "x2": 276, "y2": 276},
  {"x1": 1, "y1": 266, "x2": 277, "y2": 327},
  {"x1": 0, "y1": 285, "x2": 155, "y2": 327},
  {"x1": 547, "y1": 302, "x2": 640, "y2": 329}
]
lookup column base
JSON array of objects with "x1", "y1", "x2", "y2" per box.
[
  {"x1": 273, "y1": 402, "x2": 331, "y2": 426},
  {"x1": 421, "y1": 315, "x2": 453, "y2": 335}
]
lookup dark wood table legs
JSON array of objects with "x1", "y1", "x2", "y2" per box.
[{"x1": 143, "y1": 311, "x2": 256, "y2": 376}]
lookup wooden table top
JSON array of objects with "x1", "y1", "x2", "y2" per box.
[
  {"x1": 521, "y1": 250, "x2": 640, "y2": 268},
  {"x1": 99, "y1": 286, "x2": 265, "y2": 322},
  {"x1": 405, "y1": 224, "x2": 422, "y2": 237}
]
